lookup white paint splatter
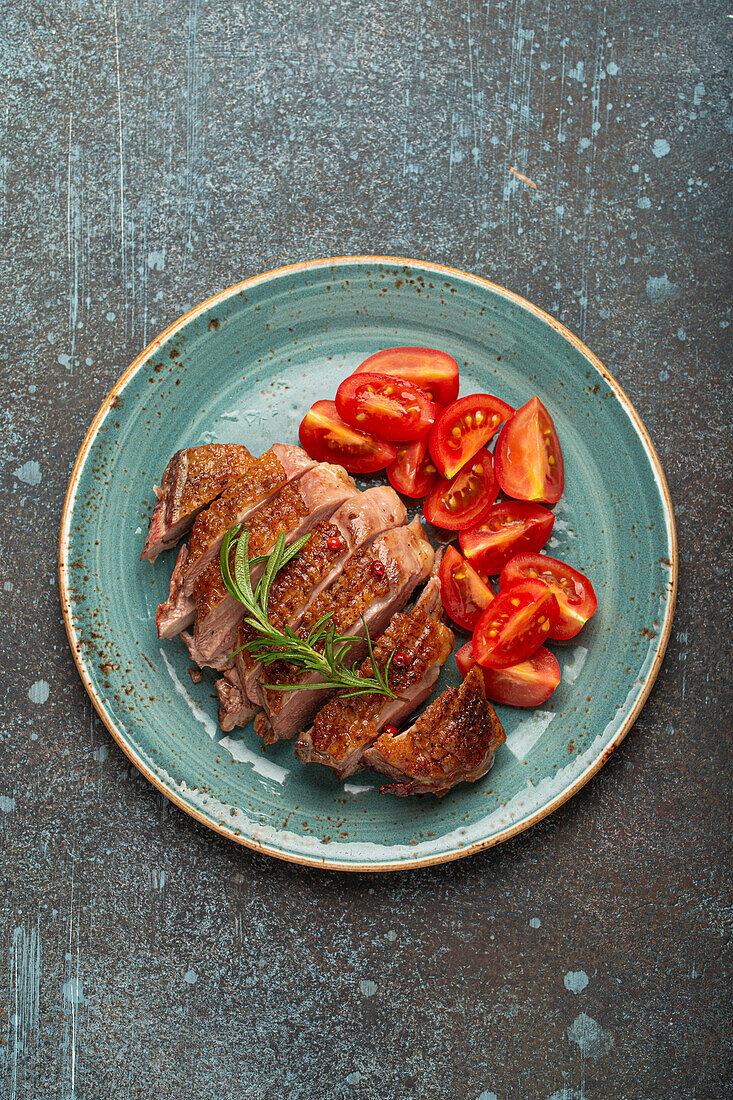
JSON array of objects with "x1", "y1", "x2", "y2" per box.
[
  {"x1": 475, "y1": 1092, "x2": 498, "y2": 1100},
  {"x1": 13, "y1": 461, "x2": 41, "y2": 486},
  {"x1": 564, "y1": 969, "x2": 589, "y2": 993},
  {"x1": 567, "y1": 1012, "x2": 613, "y2": 1057},
  {"x1": 386, "y1": 930, "x2": 397, "y2": 942},
  {"x1": 346, "y1": 1071, "x2": 367, "y2": 1084},
  {"x1": 160, "y1": 649, "x2": 289, "y2": 784},
  {"x1": 62, "y1": 977, "x2": 85, "y2": 1006},
  {"x1": 693, "y1": 82, "x2": 705, "y2": 106},
  {"x1": 652, "y1": 138, "x2": 670, "y2": 158},
  {"x1": 0, "y1": 795, "x2": 15, "y2": 812},
  {"x1": 183, "y1": 969, "x2": 198, "y2": 985},
  {"x1": 147, "y1": 249, "x2": 166, "y2": 271},
  {"x1": 28, "y1": 680, "x2": 49, "y2": 705},
  {"x1": 530, "y1": 917, "x2": 541, "y2": 929},
  {"x1": 646, "y1": 274, "x2": 680, "y2": 302},
  {"x1": 359, "y1": 979, "x2": 377, "y2": 997},
  {"x1": 606, "y1": 61, "x2": 620, "y2": 76}
]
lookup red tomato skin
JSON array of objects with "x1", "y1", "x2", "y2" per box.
[
  {"x1": 459, "y1": 501, "x2": 555, "y2": 577},
  {"x1": 298, "y1": 400, "x2": 396, "y2": 473},
  {"x1": 353, "y1": 347, "x2": 460, "y2": 405},
  {"x1": 494, "y1": 396, "x2": 565, "y2": 503},
  {"x1": 472, "y1": 578, "x2": 559, "y2": 668},
  {"x1": 335, "y1": 372, "x2": 436, "y2": 442},
  {"x1": 455, "y1": 642, "x2": 561, "y2": 707},
  {"x1": 429, "y1": 394, "x2": 514, "y2": 479},
  {"x1": 500, "y1": 553, "x2": 597, "y2": 640},
  {"x1": 423, "y1": 448, "x2": 499, "y2": 531},
  {"x1": 438, "y1": 546, "x2": 495, "y2": 631},
  {"x1": 386, "y1": 434, "x2": 441, "y2": 498}
]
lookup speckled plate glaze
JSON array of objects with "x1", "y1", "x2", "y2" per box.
[{"x1": 59, "y1": 258, "x2": 677, "y2": 871}]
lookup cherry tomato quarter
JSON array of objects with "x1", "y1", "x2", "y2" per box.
[
  {"x1": 500, "y1": 553, "x2": 597, "y2": 640},
  {"x1": 472, "y1": 578, "x2": 559, "y2": 668},
  {"x1": 429, "y1": 394, "x2": 514, "y2": 479},
  {"x1": 438, "y1": 545, "x2": 495, "y2": 631},
  {"x1": 494, "y1": 396, "x2": 564, "y2": 503},
  {"x1": 459, "y1": 501, "x2": 555, "y2": 577},
  {"x1": 423, "y1": 447, "x2": 499, "y2": 530},
  {"x1": 335, "y1": 372, "x2": 436, "y2": 442},
  {"x1": 353, "y1": 347, "x2": 460, "y2": 405},
  {"x1": 386, "y1": 433, "x2": 441, "y2": 498},
  {"x1": 298, "y1": 400, "x2": 396, "y2": 473},
  {"x1": 455, "y1": 641, "x2": 561, "y2": 708}
]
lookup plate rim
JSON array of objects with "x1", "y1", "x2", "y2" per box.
[{"x1": 58, "y1": 255, "x2": 678, "y2": 872}]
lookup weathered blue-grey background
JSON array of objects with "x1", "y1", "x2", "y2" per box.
[{"x1": 1, "y1": 0, "x2": 731, "y2": 1097}]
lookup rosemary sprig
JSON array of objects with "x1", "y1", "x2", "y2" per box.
[{"x1": 220, "y1": 525, "x2": 397, "y2": 699}]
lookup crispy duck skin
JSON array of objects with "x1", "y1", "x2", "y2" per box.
[
  {"x1": 295, "y1": 606, "x2": 455, "y2": 778},
  {"x1": 181, "y1": 444, "x2": 315, "y2": 594},
  {"x1": 252, "y1": 519, "x2": 435, "y2": 744},
  {"x1": 188, "y1": 464, "x2": 356, "y2": 667},
  {"x1": 141, "y1": 444, "x2": 254, "y2": 562},
  {"x1": 233, "y1": 486, "x2": 407, "y2": 713},
  {"x1": 362, "y1": 667, "x2": 506, "y2": 796}
]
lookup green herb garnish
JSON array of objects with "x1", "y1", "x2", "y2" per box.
[{"x1": 220, "y1": 525, "x2": 397, "y2": 699}]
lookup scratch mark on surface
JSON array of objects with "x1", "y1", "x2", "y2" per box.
[
  {"x1": 4, "y1": 921, "x2": 41, "y2": 1099},
  {"x1": 113, "y1": 2, "x2": 126, "y2": 297}
]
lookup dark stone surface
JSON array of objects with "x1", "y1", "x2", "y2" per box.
[{"x1": 1, "y1": 1, "x2": 730, "y2": 1096}]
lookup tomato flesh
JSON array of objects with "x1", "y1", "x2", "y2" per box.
[
  {"x1": 459, "y1": 501, "x2": 555, "y2": 577},
  {"x1": 353, "y1": 347, "x2": 459, "y2": 406},
  {"x1": 438, "y1": 546, "x2": 495, "y2": 631},
  {"x1": 429, "y1": 394, "x2": 514, "y2": 479},
  {"x1": 456, "y1": 642, "x2": 561, "y2": 708},
  {"x1": 299, "y1": 400, "x2": 396, "y2": 473},
  {"x1": 335, "y1": 372, "x2": 436, "y2": 442},
  {"x1": 386, "y1": 433, "x2": 441, "y2": 498},
  {"x1": 500, "y1": 553, "x2": 597, "y2": 640},
  {"x1": 424, "y1": 447, "x2": 499, "y2": 530},
  {"x1": 473, "y1": 578, "x2": 559, "y2": 668},
  {"x1": 494, "y1": 396, "x2": 564, "y2": 503}
]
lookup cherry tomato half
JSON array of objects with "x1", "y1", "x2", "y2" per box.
[
  {"x1": 353, "y1": 347, "x2": 459, "y2": 406},
  {"x1": 429, "y1": 394, "x2": 514, "y2": 479},
  {"x1": 438, "y1": 545, "x2": 495, "y2": 631},
  {"x1": 494, "y1": 396, "x2": 564, "y2": 503},
  {"x1": 299, "y1": 400, "x2": 396, "y2": 473},
  {"x1": 459, "y1": 501, "x2": 555, "y2": 577},
  {"x1": 335, "y1": 372, "x2": 436, "y2": 442},
  {"x1": 424, "y1": 448, "x2": 499, "y2": 530},
  {"x1": 500, "y1": 553, "x2": 597, "y2": 640},
  {"x1": 456, "y1": 641, "x2": 561, "y2": 708},
  {"x1": 473, "y1": 578, "x2": 559, "y2": 668},
  {"x1": 387, "y1": 433, "x2": 441, "y2": 498}
]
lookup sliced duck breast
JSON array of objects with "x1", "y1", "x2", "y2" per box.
[
  {"x1": 189, "y1": 463, "x2": 356, "y2": 666},
  {"x1": 252, "y1": 519, "x2": 435, "y2": 744},
  {"x1": 363, "y1": 667, "x2": 506, "y2": 796},
  {"x1": 182, "y1": 444, "x2": 315, "y2": 594},
  {"x1": 141, "y1": 443, "x2": 254, "y2": 562},
  {"x1": 295, "y1": 604, "x2": 454, "y2": 778},
  {"x1": 235, "y1": 486, "x2": 407, "y2": 713}
]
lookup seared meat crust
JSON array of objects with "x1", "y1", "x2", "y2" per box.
[{"x1": 363, "y1": 667, "x2": 506, "y2": 796}]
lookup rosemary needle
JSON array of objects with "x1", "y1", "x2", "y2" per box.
[{"x1": 220, "y1": 524, "x2": 397, "y2": 699}]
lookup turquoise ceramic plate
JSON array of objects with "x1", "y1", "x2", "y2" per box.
[{"x1": 59, "y1": 258, "x2": 677, "y2": 871}]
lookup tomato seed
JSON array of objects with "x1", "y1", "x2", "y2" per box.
[{"x1": 327, "y1": 536, "x2": 342, "y2": 552}]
